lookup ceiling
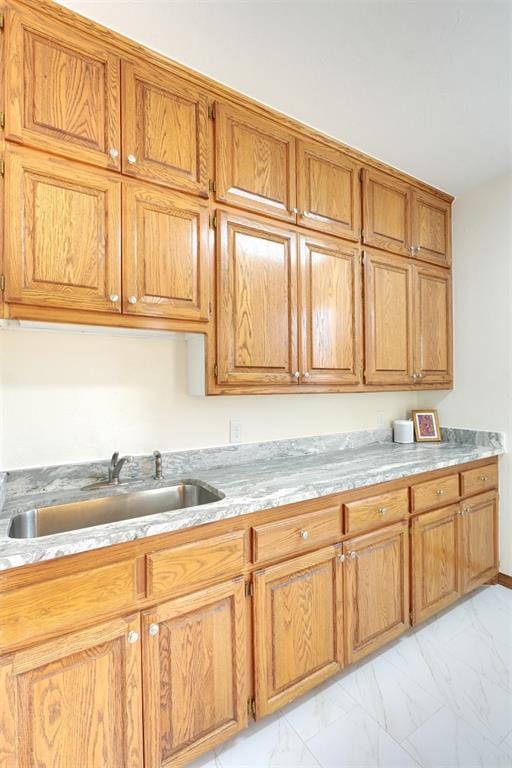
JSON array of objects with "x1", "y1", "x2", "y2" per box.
[{"x1": 59, "y1": 0, "x2": 512, "y2": 196}]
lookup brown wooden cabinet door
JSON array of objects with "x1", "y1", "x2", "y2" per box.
[
  {"x1": 297, "y1": 140, "x2": 361, "y2": 240},
  {"x1": 411, "y1": 190, "x2": 452, "y2": 267},
  {"x1": 122, "y1": 60, "x2": 209, "y2": 195},
  {"x1": 215, "y1": 101, "x2": 297, "y2": 222},
  {"x1": 411, "y1": 505, "x2": 461, "y2": 624},
  {"x1": 253, "y1": 546, "x2": 343, "y2": 717},
  {"x1": 461, "y1": 492, "x2": 499, "y2": 594},
  {"x1": 142, "y1": 578, "x2": 247, "y2": 768},
  {"x1": 217, "y1": 211, "x2": 299, "y2": 387},
  {"x1": 4, "y1": 145, "x2": 121, "y2": 312},
  {"x1": 344, "y1": 522, "x2": 409, "y2": 663},
  {"x1": 362, "y1": 169, "x2": 411, "y2": 257},
  {"x1": 0, "y1": 614, "x2": 143, "y2": 768},
  {"x1": 5, "y1": 7, "x2": 121, "y2": 170},
  {"x1": 413, "y1": 263, "x2": 453, "y2": 385},
  {"x1": 363, "y1": 250, "x2": 414, "y2": 385},
  {"x1": 299, "y1": 235, "x2": 362, "y2": 386},
  {"x1": 123, "y1": 183, "x2": 210, "y2": 320}
]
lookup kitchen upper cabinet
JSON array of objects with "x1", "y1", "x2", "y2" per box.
[
  {"x1": 363, "y1": 250, "x2": 414, "y2": 386},
  {"x1": 0, "y1": 614, "x2": 143, "y2": 768},
  {"x1": 215, "y1": 102, "x2": 297, "y2": 222},
  {"x1": 299, "y1": 235, "x2": 362, "y2": 386},
  {"x1": 411, "y1": 504, "x2": 461, "y2": 624},
  {"x1": 297, "y1": 140, "x2": 361, "y2": 240},
  {"x1": 461, "y1": 492, "x2": 499, "y2": 594},
  {"x1": 344, "y1": 521, "x2": 409, "y2": 663},
  {"x1": 411, "y1": 190, "x2": 451, "y2": 267},
  {"x1": 5, "y1": 7, "x2": 121, "y2": 170},
  {"x1": 142, "y1": 578, "x2": 247, "y2": 767},
  {"x1": 253, "y1": 546, "x2": 343, "y2": 717},
  {"x1": 413, "y1": 263, "x2": 452, "y2": 384},
  {"x1": 122, "y1": 60, "x2": 209, "y2": 195},
  {"x1": 362, "y1": 169, "x2": 411, "y2": 257},
  {"x1": 123, "y1": 183, "x2": 210, "y2": 321},
  {"x1": 4, "y1": 145, "x2": 122, "y2": 313},
  {"x1": 216, "y1": 211, "x2": 299, "y2": 387}
]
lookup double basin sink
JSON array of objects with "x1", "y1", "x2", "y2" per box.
[{"x1": 8, "y1": 482, "x2": 224, "y2": 539}]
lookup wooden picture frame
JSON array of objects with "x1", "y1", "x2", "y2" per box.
[{"x1": 412, "y1": 410, "x2": 441, "y2": 442}]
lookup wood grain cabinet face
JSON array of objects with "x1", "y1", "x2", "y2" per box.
[
  {"x1": 0, "y1": 615, "x2": 143, "y2": 768},
  {"x1": 299, "y1": 235, "x2": 362, "y2": 386},
  {"x1": 412, "y1": 505, "x2": 461, "y2": 624},
  {"x1": 142, "y1": 579, "x2": 247, "y2": 767},
  {"x1": 344, "y1": 522, "x2": 409, "y2": 663},
  {"x1": 217, "y1": 211, "x2": 298, "y2": 386},
  {"x1": 122, "y1": 183, "x2": 210, "y2": 320},
  {"x1": 461, "y1": 493, "x2": 499, "y2": 594},
  {"x1": 122, "y1": 60, "x2": 209, "y2": 195},
  {"x1": 297, "y1": 141, "x2": 361, "y2": 240},
  {"x1": 215, "y1": 102, "x2": 297, "y2": 222},
  {"x1": 363, "y1": 250, "x2": 414, "y2": 385},
  {"x1": 362, "y1": 169, "x2": 411, "y2": 257},
  {"x1": 5, "y1": 8, "x2": 121, "y2": 170},
  {"x1": 4, "y1": 145, "x2": 121, "y2": 313},
  {"x1": 413, "y1": 264, "x2": 452, "y2": 384},
  {"x1": 253, "y1": 547, "x2": 343, "y2": 717},
  {"x1": 411, "y1": 190, "x2": 452, "y2": 267}
]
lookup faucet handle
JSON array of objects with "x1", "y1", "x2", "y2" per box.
[{"x1": 153, "y1": 450, "x2": 164, "y2": 480}]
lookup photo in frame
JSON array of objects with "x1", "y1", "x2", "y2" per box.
[{"x1": 411, "y1": 410, "x2": 442, "y2": 442}]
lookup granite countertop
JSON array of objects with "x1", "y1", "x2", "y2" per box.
[{"x1": 0, "y1": 427, "x2": 504, "y2": 571}]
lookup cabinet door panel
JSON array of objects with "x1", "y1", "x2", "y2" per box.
[
  {"x1": 412, "y1": 505, "x2": 461, "y2": 624},
  {"x1": 254, "y1": 546, "x2": 343, "y2": 717},
  {"x1": 300, "y1": 235, "x2": 362, "y2": 385},
  {"x1": 364, "y1": 250, "x2": 414, "y2": 385},
  {"x1": 122, "y1": 60, "x2": 209, "y2": 195},
  {"x1": 217, "y1": 211, "x2": 298, "y2": 386},
  {"x1": 0, "y1": 615, "x2": 143, "y2": 768},
  {"x1": 142, "y1": 579, "x2": 247, "y2": 767},
  {"x1": 344, "y1": 522, "x2": 409, "y2": 663},
  {"x1": 4, "y1": 145, "x2": 121, "y2": 312},
  {"x1": 412, "y1": 190, "x2": 451, "y2": 267},
  {"x1": 413, "y1": 264, "x2": 452, "y2": 384},
  {"x1": 297, "y1": 141, "x2": 361, "y2": 239},
  {"x1": 215, "y1": 102, "x2": 296, "y2": 221},
  {"x1": 461, "y1": 493, "x2": 499, "y2": 594},
  {"x1": 123, "y1": 183, "x2": 209, "y2": 320},
  {"x1": 6, "y1": 7, "x2": 121, "y2": 170},
  {"x1": 362, "y1": 169, "x2": 411, "y2": 257}
]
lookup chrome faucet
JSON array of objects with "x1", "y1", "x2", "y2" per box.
[
  {"x1": 109, "y1": 452, "x2": 134, "y2": 484},
  {"x1": 153, "y1": 450, "x2": 164, "y2": 480}
]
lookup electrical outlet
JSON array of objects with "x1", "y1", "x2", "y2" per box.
[
  {"x1": 230, "y1": 419, "x2": 242, "y2": 443},
  {"x1": 377, "y1": 410, "x2": 385, "y2": 427}
]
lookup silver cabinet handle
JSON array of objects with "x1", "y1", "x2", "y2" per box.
[
  {"x1": 435, "y1": 489, "x2": 445, "y2": 496},
  {"x1": 108, "y1": 147, "x2": 119, "y2": 160},
  {"x1": 128, "y1": 296, "x2": 138, "y2": 305},
  {"x1": 127, "y1": 630, "x2": 139, "y2": 644},
  {"x1": 378, "y1": 506, "x2": 387, "y2": 515},
  {"x1": 148, "y1": 623, "x2": 159, "y2": 636},
  {"x1": 299, "y1": 529, "x2": 309, "y2": 540},
  {"x1": 293, "y1": 371, "x2": 300, "y2": 379},
  {"x1": 479, "y1": 475, "x2": 489, "y2": 482},
  {"x1": 109, "y1": 294, "x2": 119, "y2": 303},
  {"x1": 127, "y1": 154, "x2": 137, "y2": 164}
]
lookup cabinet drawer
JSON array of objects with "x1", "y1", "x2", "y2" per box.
[
  {"x1": 411, "y1": 474, "x2": 460, "y2": 513},
  {"x1": 461, "y1": 464, "x2": 498, "y2": 497},
  {"x1": 252, "y1": 506, "x2": 342, "y2": 564},
  {"x1": 344, "y1": 488, "x2": 409, "y2": 533},
  {"x1": 0, "y1": 559, "x2": 138, "y2": 652},
  {"x1": 146, "y1": 531, "x2": 246, "y2": 598}
]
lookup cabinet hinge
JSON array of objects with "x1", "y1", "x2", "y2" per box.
[
  {"x1": 209, "y1": 212, "x2": 217, "y2": 229},
  {"x1": 245, "y1": 581, "x2": 254, "y2": 598},
  {"x1": 209, "y1": 179, "x2": 216, "y2": 194},
  {"x1": 0, "y1": 159, "x2": 4, "y2": 176},
  {"x1": 0, "y1": 112, "x2": 4, "y2": 129},
  {"x1": 0, "y1": 14, "x2": 4, "y2": 30},
  {"x1": 359, "y1": 168, "x2": 363, "y2": 181},
  {"x1": 214, "y1": 363, "x2": 218, "y2": 378},
  {"x1": 247, "y1": 696, "x2": 256, "y2": 718},
  {"x1": 0, "y1": 275, "x2": 5, "y2": 292},
  {"x1": 208, "y1": 104, "x2": 216, "y2": 120}
]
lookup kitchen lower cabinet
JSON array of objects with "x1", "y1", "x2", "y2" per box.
[
  {"x1": 344, "y1": 521, "x2": 409, "y2": 663},
  {"x1": 141, "y1": 578, "x2": 247, "y2": 768},
  {"x1": 253, "y1": 546, "x2": 344, "y2": 717},
  {"x1": 411, "y1": 504, "x2": 462, "y2": 624},
  {"x1": 0, "y1": 614, "x2": 143, "y2": 768},
  {"x1": 461, "y1": 492, "x2": 499, "y2": 594}
]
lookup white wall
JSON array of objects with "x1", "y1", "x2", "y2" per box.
[
  {"x1": 421, "y1": 172, "x2": 512, "y2": 575},
  {"x1": 0, "y1": 326, "x2": 415, "y2": 469}
]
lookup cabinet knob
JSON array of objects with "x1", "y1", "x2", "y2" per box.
[
  {"x1": 127, "y1": 630, "x2": 139, "y2": 644},
  {"x1": 337, "y1": 553, "x2": 346, "y2": 562},
  {"x1": 128, "y1": 296, "x2": 138, "y2": 305},
  {"x1": 293, "y1": 371, "x2": 300, "y2": 379},
  {"x1": 479, "y1": 475, "x2": 489, "y2": 482},
  {"x1": 109, "y1": 294, "x2": 119, "y2": 303},
  {"x1": 148, "y1": 623, "x2": 159, "y2": 636},
  {"x1": 416, "y1": 372, "x2": 423, "y2": 379},
  {"x1": 412, "y1": 373, "x2": 417, "y2": 381},
  {"x1": 378, "y1": 506, "x2": 387, "y2": 515},
  {"x1": 127, "y1": 154, "x2": 137, "y2": 164},
  {"x1": 349, "y1": 551, "x2": 357, "y2": 559},
  {"x1": 435, "y1": 489, "x2": 445, "y2": 496},
  {"x1": 460, "y1": 505, "x2": 470, "y2": 516},
  {"x1": 108, "y1": 147, "x2": 119, "y2": 160},
  {"x1": 290, "y1": 207, "x2": 298, "y2": 214},
  {"x1": 303, "y1": 371, "x2": 310, "y2": 378},
  {"x1": 299, "y1": 529, "x2": 309, "y2": 540}
]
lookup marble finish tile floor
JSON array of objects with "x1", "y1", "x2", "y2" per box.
[{"x1": 190, "y1": 586, "x2": 512, "y2": 768}]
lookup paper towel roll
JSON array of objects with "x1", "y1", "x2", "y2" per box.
[{"x1": 393, "y1": 419, "x2": 414, "y2": 443}]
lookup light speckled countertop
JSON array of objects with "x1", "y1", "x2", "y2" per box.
[{"x1": 0, "y1": 427, "x2": 504, "y2": 571}]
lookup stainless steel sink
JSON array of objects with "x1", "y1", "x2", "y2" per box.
[{"x1": 8, "y1": 482, "x2": 224, "y2": 539}]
